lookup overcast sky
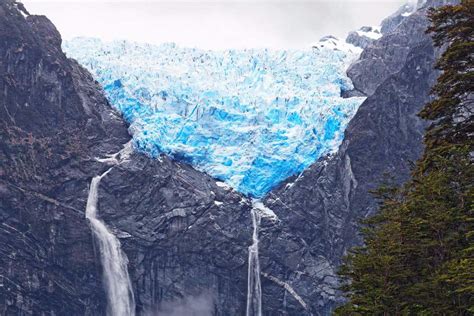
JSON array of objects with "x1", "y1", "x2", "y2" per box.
[{"x1": 21, "y1": 0, "x2": 411, "y2": 49}]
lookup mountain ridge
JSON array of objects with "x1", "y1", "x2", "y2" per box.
[{"x1": 0, "y1": 0, "x2": 457, "y2": 314}]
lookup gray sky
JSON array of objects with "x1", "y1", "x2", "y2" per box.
[{"x1": 21, "y1": 0, "x2": 409, "y2": 49}]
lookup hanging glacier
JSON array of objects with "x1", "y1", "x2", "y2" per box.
[{"x1": 64, "y1": 38, "x2": 365, "y2": 197}]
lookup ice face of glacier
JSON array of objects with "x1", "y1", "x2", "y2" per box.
[{"x1": 64, "y1": 38, "x2": 365, "y2": 197}]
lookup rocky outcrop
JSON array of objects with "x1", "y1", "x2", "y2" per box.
[
  {"x1": 0, "y1": 1, "x2": 126, "y2": 313},
  {"x1": 345, "y1": 26, "x2": 381, "y2": 49},
  {"x1": 0, "y1": 0, "x2": 458, "y2": 315},
  {"x1": 380, "y1": 2, "x2": 415, "y2": 35},
  {"x1": 347, "y1": 9, "x2": 433, "y2": 97},
  {"x1": 100, "y1": 154, "x2": 253, "y2": 315},
  {"x1": 261, "y1": 0, "x2": 456, "y2": 313},
  {"x1": 0, "y1": 1, "x2": 252, "y2": 314}
]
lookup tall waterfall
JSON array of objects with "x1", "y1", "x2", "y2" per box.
[
  {"x1": 86, "y1": 168, "x2": 136, "y2": 316},
  {"x1": 246, "y1": 204, "x2": 262, "y2": 316}
]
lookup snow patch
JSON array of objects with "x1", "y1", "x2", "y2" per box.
[
  {"x1": 312, "y1": 36, "x2": 362, "y2": 57},
  {"x1": 216, "y1": 181, "x2": 232, "y2": 190},
  {"x1": 96, "y1": 141, "x2": 134, "y2": 165},
  {"x1": 252, "y1": 200, "x2": 278, "y2": 221},
  {"x1": 356, "y1": 26, "x2": 382, "y2": 40},
  {"x1": 13, "y1": 2, "x2": 29, "y2": 18}
]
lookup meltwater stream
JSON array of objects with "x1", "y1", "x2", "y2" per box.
[
  {"x1": 85, "y1": 168, "x2": 136, "y2": 316},
  {"x1": 246, "y1": 205, "x2": 262, "y2": 316}
]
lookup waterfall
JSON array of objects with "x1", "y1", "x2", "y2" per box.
[
  {"x1": 86, "y1": 168, "x2": 136, "y2": 316},
  {"x1": 246, "y1": 205, "x2": 262, "y2": 316}
]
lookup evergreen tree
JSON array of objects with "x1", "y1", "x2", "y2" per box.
[{"x1": 335, "y1": 1, "x2": 473, "y2": 314}]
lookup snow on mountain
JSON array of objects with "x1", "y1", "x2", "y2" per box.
[
  {"x1": 312, "y1": 35, "x2": 363, "y2": 53},
  {"x1": 63, "y1": 38, "x2": 365, "y2": 197},
  {"x1": 345, "y1": 26, "x2": 382, "y2": 49},
  {"x1": 356, "y1": 26, "x2": 382, "y2": 40}
]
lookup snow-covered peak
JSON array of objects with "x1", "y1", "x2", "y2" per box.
[
  {"x1": 356, "y1": 26, "x2": 382, "y2": 40},
  {"x1": 380, "y1": 1, "x2": 418, "y2": 34},
  {"x1": 64, "y1": 38, "x2": 365, "y2": 197},
  {"x1": 313, "y1": 36, "x2": 362, "y2": 56},
  {"x1": 12, "y1": 1, "x2": 30, "y2": 17},
  {"x1": 345, "y1": 25, "x2": 382, "y2": 49}
]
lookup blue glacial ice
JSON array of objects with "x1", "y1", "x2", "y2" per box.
[{"x1": 64, "y1": 38, "x2": 365, "y2": 197}]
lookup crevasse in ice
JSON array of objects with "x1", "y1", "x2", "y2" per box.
[{"x1": 64, "y1": 38, "x2": 365, "y2": 197}]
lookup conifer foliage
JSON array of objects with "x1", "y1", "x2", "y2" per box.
[{"x1": 335, "y1": 1, "x2": 473, "y2": 314}]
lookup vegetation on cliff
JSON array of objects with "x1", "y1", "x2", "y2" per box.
[{"x1": 335, "y1": 1, "x2": 473, "y2": 314}]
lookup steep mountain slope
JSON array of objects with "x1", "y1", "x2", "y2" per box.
[
  {"x1": 0, "y1": 1, "x2": 349, "y2": 314},
  {"x1": 0, "y1": 1, "x2": 126, "y2": 313},
  {"x1": 0, "y1": 0, "x2": 457, "y2": 315},
  {"x1": 0, "y1": 1, "x2": 252, "y2": 314},
  {"x1": 261, "y1": 0, "x2": 456, "y2": 313}
]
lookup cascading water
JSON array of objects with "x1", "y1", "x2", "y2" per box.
[
  {"x1": 65, "y1": 33, "x2": 363, "y2": 313},
  {"x1": 86, "y1": 168, "x2": 136, "y2": 316},
  {"x1": 246, "y1": 204, "x2": 262, "y2": 316}
]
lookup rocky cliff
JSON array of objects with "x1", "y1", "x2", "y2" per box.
[
  {"x1": 0, "y1": 0, "x2": 455, "y2": 315},
  {"x1": 0, "y1": 1, "x2": 252, "y2": 314},
  {"x1": 261, "y1": 0, "x2": 454, "y2": 314}
]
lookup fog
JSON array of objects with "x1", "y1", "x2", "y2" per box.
[{"x1": 21, "y1": 0, "x2": 409, "y2": 49}]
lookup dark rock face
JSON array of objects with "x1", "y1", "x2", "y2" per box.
[
  {"x1": 0, "y1": 0, "x2": 458, "y2": 315},
  {"x1": 347, "y1": 11, "x2": 433, "y2": 97},
  {"x1": 0, "y1": 1, "x2": 127, "y2": 313},
  {"x1": 345, "y1": 32, "x2": 373, "y2": 50},
  {"x1": 260, "y1": 1, "x2": 455, "y2": 314},
  {"x1": 345, "y1": 26, "x2": 380, "y2": 49},
  {"x1": 100, "y1": 155, "x2": 253, "y2": 315},
  {"x1": 0, "y1": 1, "x2": 252, "y2": 315},
  {"x1": 380, "y1": 3, "x2": 414, "y2": 35}
]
